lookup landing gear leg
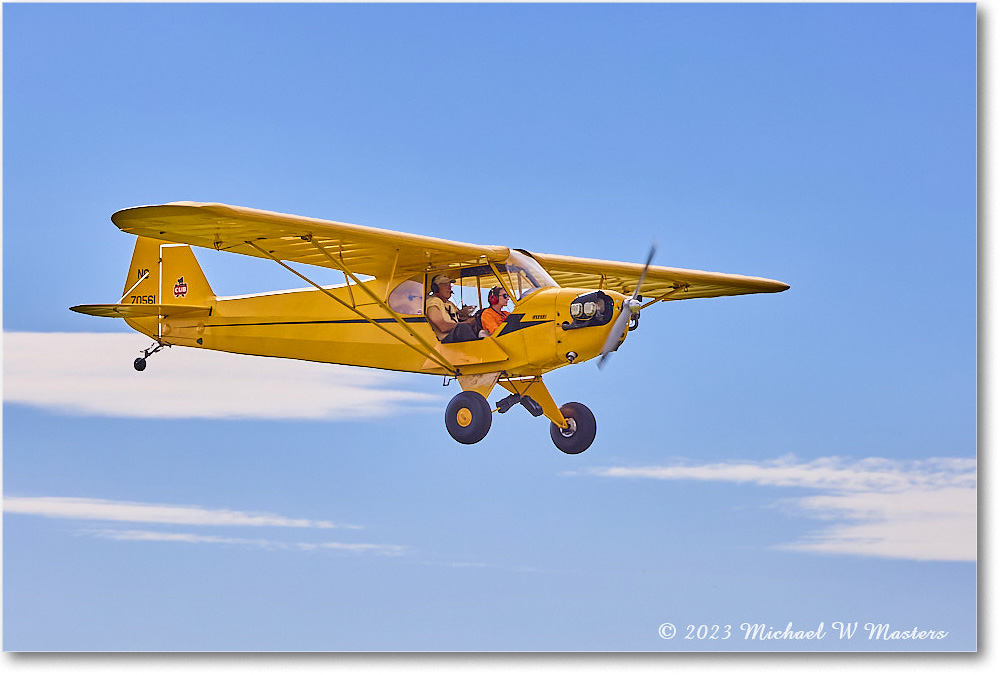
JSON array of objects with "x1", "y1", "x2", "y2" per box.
[{"x1": 497, "y1": 376, "x2": 598, "y2": 454}]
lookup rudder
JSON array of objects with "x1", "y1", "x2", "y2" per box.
[
  {"x1": 159, "y1": 243, "x2": 215, "y2": 307},
  {"x1": 122, "y1": 237, "x2": 215, "y2": 307}
]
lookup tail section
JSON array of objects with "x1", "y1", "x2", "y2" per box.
[
  {"x1": 124, "y1": 237, "x2": 215, "y2": 341},
  {"x1": 72, "y1": 237, "x2": 215, "y2": 345}
]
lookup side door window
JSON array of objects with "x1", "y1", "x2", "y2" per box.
[{"x1": 387, "y1": 277, "x2": 425, "y2": 315}]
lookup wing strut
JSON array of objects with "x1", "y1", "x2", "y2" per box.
[
  {"x1": 244, "y1": 240, "x2": 458, "y2": 375},
  {"x1": 640, "y1": 284, "x2": 689, "y2": 310}
]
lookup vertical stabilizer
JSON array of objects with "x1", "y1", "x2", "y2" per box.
[{"x1": 121, "y1": 236, "x2": 163, "y2": 305}]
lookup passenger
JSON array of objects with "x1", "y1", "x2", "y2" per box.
[
  {"x1": 425, "y1": 274, "x2": 479, "y2": 343},
  {"x1": 480, "y1": 286, "x2": 511, "y2": 337}
]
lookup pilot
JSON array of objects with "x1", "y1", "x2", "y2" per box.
[
  {"x1": 480, "y1": 286, "x2": 511, "y2": 336},
  {"x1": 426, "y1": 274, "x2": 479, "y2": 343}
]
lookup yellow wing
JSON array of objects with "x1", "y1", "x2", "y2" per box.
[
  {"x1": 527, "y1": 251, "x2": 789, "y2": 300},
  {"x1": 111, "y1": 202, "x2": 511, "y2": 279},
  {"x1": 111, "y1": 203, "x2": 788, "y2": 299}
]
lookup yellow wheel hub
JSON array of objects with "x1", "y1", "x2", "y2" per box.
[{"x1": 456, "y1": 407, "x2": 474, "y2": 427}]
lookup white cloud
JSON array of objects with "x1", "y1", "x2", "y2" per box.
[
  {"x1": 581, "y1": 456, "x2": 976, "y2": 562},
  {"x1": 3, "y1": 496, "x2": 357, "y2": 529},
  {"x1": 85, "y1": 529, "x2": 405, "y2": 556},
  {"x1": 588, "y1": 456, "x2": 976, "y2": 492},
  {"x1": 3, "y1": 331, "x2": 440, "y2": 420},
  {"x1": 774, "y1": 487, "x2": 975, "y2": 561}
]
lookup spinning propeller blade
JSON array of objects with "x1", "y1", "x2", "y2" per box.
[{"x1": 597, "y1": 243, "x2": 657, "y2": 369}]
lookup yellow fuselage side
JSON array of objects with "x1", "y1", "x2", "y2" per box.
[{"x1": 125, "y1": 283, "x2": 628, "y2": 378}]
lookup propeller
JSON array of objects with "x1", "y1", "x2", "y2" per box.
[{"x1": 598, "y1": 243, "x2": 657, "y2": 369}]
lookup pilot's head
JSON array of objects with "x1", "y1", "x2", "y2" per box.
[
  {"x1": 431, "y1": 274, "x2": 456, "y2": 299},
  {"x1": 488, "y1": 286, "x2": 509, "y2": 308}
]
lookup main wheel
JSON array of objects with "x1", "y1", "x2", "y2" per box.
[
  {"x1": 550, "y1": 402, "x2": 597, "y2": 454},
  {"x1": 133, "y1": 357, "x2": 147, "y2": 372},
  {"x1": 445, "y1": 391, "x2": 492, "y2": 444}
]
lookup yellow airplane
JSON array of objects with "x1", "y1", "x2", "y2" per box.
[{"x1": 71, "y1": 202, "x2": 789, "y2": 453}]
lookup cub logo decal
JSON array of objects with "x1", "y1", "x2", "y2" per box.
[{"x1": 173, "y1": 277, "x2": 188, "y2": 298}]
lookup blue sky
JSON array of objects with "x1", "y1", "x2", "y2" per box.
[{"x1": 2, "y1": 1, "x2": 977, "y2": 656}]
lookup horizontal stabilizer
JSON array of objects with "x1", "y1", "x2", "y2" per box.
[{"x1": 70, "y1": 303, "x2": 212, "y2": 319}]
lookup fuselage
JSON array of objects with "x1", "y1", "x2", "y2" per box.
[{"x1": 127, "y1": 282, "x2": 630, "y2": 378}]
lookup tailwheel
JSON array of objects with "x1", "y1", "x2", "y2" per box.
[
  {"x1": 133, "y1": 341, "x2": 167, "y2": 372},
  {"x1": 550, "y1": 402, "x2": 597, "y2": 454},
  {"x1": 445, "y1": 391, "x2": 492, "y2": 445}
]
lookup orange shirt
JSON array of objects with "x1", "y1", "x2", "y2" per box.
[{"x1": 481, "y1": 306, "x2": 510, "y2": 335}]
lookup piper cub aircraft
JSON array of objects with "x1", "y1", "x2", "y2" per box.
[{"x1": 72, "y1": 202, "x2": 788, "y2": 454}]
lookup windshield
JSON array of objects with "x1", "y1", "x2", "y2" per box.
[{"x1": 502, "y1": 250, "x2": 559, "y2": 300}]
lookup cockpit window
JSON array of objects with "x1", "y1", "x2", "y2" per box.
[
  {"x1": 387, "y1": 278, "x2": 425, "y2": 315},
  {"x1": 501, "y1": 250, "x2": 559, "y2": 300}
]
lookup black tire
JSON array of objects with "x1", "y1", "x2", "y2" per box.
[
  {"x1": 445, "y1": 391, "x2": 492, "y2": 444},
  {"x1": 550, "y1": 402, "x2": 597, "y2": 454},
  {"x1": 133, "y1": 357, "x2": 147, "y2": 372}
]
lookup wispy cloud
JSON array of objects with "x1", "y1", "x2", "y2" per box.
[
  {"x1": 4, "y1": 496, "x2": 356, "y2": 529},
  {"x1": 5, "y1": 496, "x2": 405, "y2": 556},
  {"x1": 85, "y1": 529, "x2": 405, "y2": 556},
  {"x1": 579, "y1": 456, "x2": 976, "y2": 562},
  {"x1": 3, "y1": 332, "x2": 440, "y2": 420}
]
